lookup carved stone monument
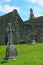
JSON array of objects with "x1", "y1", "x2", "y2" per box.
[{"x1": 4, "y1": 23, "x2": 18, "y2": 61}]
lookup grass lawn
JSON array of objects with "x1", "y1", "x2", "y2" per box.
[{"x1": 0, "y1": 43, "x2": 43, "y2": 65}]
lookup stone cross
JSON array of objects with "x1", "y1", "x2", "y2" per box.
[
  {"x1": 2, "y1": 23, "x2": 18, "y2": 62},
  {"x1": 6, "y1": 23, "x2": 14, "y2": 45}
]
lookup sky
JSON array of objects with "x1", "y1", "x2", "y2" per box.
[{"x1": 0, "y1": 0, "x2": 43, "y2": 21}]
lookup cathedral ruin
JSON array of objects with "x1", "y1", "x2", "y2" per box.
[{"x1": 0, "y1": 8, "x2": 43, "y2": 44}]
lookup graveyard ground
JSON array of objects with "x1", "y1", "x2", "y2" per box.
[{"x1": 0, "y1": 43, "x2": 43, "y2": 65}]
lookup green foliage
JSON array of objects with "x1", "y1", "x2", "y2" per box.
[{"x1": 0, "y1": 43, "x2": 43, "y2": 65}]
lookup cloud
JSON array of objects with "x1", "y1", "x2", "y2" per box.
[
  {"x1": 37, "y1": 0, "x2": 43, "y2": 6},
  {"x1": 26, "y1": 0, "x2": 43, "y2": 6},
  {"x1": 0, "y1": 0, "x2": 12, "y2": 3},
  {"x1": 27, "y1": 0, "x2": 36, "y2": 3},
  {"x1": 4, "y1": 0, "x2": 12, "y2": 2},
  {"x1": 0, "y1": 4, "x2": 20, "y2": 14}
]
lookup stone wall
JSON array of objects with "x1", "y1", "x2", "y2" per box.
[{"x1": 0, "y1": 10, "x2": 24, "y2": 44}]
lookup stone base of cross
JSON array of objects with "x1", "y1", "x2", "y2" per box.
[
  {"x1": 2, "y1": 45, "x2": 18, "y2": 63},
  {"x1": 5, "y1": 45, "x2": 18, "y2": 60}
]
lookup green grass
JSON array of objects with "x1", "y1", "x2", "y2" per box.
[{"x1": 0, "y1": 43, "x2": 43, "y2": 65}]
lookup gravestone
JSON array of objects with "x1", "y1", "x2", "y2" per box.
[
  {"x1": 32, "y1": 40, "x2": 36, "y2": 44},
  {"x1": 3, "y1": 23, "x2": 18, "y2": 61}
]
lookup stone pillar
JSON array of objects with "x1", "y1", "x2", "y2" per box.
[{"x1": 29, "y1": 8, "x2": 35, "y2": 20}]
